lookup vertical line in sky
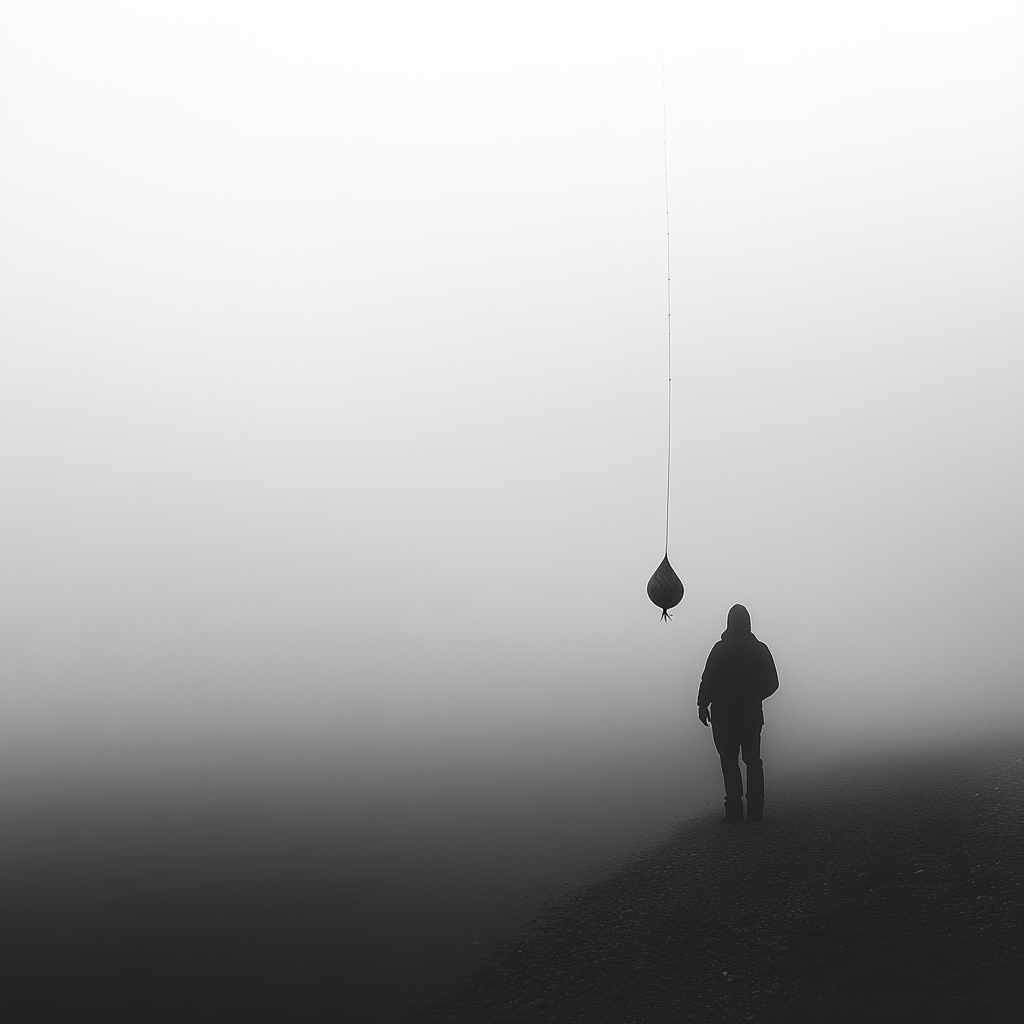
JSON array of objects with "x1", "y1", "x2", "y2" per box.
[{"x1": 662, "y1": 61, "x2": 673, "y2": 557}]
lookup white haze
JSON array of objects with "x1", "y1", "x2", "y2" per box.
[{"x1": 1, "y1": 2, "x2": 1022, "y2": 799}]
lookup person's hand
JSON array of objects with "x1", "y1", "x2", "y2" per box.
[{"x1": 698, "y1": 706, "x2": 710, "y2": 727}]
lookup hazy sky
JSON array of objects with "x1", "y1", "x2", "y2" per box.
[{"x1": 2, "y1": 2, "x2": 1022, "y2": 780}]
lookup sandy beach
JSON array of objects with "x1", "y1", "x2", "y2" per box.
[{"x1": 405, "y1": 734, "x2": 1022, "y2": 1023}]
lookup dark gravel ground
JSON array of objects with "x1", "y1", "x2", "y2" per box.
[{"x1": 404, "y1": 735, "x2": 1022, "y2": 1024}]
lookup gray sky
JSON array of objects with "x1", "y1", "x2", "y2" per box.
[{"x1": 2, "y1": 2, "x2": 1022, "y2": 782}]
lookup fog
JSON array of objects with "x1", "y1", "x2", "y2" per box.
[
  {"x1": 3, "y1": 4, "x2": 1022, "y2": 1015},
  {"x1": 2, "y1": 2, "x2": 1022, "y2": 803}
]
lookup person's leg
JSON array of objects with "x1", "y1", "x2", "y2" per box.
[
  {"x1": 712, "y1": 722, "x2": 743, "y2": 821},
  {"x1": 741, "y1": 724, "x2": 764, "y2": 821}
]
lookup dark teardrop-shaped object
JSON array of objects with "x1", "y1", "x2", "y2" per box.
[{"x1": 647, "y1": 555, "x2": 684, "y2": 621}]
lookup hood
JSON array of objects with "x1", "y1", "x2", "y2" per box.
[{"x1": 721, "y1": 603, "x2": 752, "y2": 639}]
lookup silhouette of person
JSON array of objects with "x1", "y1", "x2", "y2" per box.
[{"x1": 697, "y1": 604, "x2": 779, "y2": 822}]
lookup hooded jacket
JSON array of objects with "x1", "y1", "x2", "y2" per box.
[{"x1": 696, "y1": 605, "x2": 779, "y2": 726}]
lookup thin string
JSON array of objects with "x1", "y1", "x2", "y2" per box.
[{"x1": 662, "y1": 63, "x2": 672, "y2": 557}]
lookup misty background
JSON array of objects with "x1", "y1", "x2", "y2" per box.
[{"x1": 1, "y1": 0, "x2": 1022, "y2": 844}]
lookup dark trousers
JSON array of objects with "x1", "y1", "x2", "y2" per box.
[{"x1": 712, "y1": 717, "x2": 764, "y2": 809}]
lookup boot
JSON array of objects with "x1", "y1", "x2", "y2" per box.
[
  {"x1": 746, "y1": 802, "x2": 763, "y2": 823},
  {"x1": 722, "y1": 800, "x2": 744, "y2": 823}
]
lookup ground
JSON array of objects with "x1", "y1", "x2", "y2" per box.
[{"x1": 405, "y1": 736, "x2": 1022, "y2": 1024}]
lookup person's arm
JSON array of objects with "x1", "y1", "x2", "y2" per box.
[
  {"x1": 760, "y1": 645, "x2": 779, "y2": 700},
  {"x1": 697, "y1": 647, "x2": 717, "y2": 726}
]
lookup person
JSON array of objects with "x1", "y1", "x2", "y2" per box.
[{"x1": 697, "y1": 604, "x2": 779, "y2": 823}]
